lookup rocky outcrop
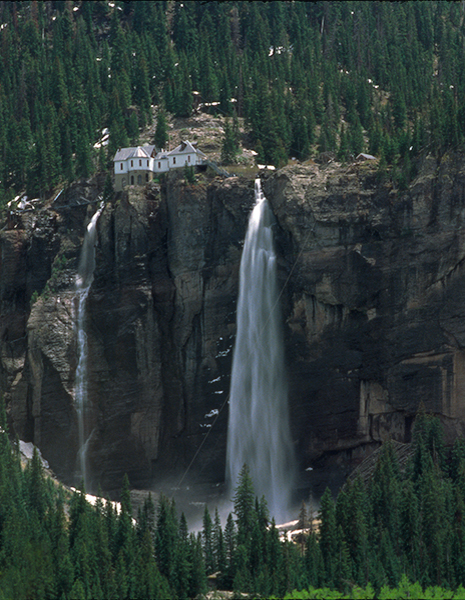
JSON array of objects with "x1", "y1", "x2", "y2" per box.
[
  {"x1": 3, "y1": 155, "x2": 465, "y2": 494},
  {"x1": 1, "y1": 174, "x2": 254, "y2": 491}
]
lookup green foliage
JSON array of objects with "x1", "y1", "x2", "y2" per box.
[
  {"x1": 233, "y1": 463, "x2": 256, "y2": 548},
  {"x1": 154, "y1": 109, "x2": 169, "y2": 150},
  {"x1": 1, "y1": 403, "x2": 465, "y2": 599},
  {"x1": 103, "y1": 173, "x2": 114, "y2": 202},
  {"x1": 221, "y1": 117, "x2": 240, "y2": 164},
  {"x1": 1, "y1": 1, "x2": 465, "y2": 197},
  {"x1": 184, "y1": 164, "x2": 196, "y2": 184}
]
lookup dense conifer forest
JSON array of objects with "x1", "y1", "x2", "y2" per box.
[
  {"x1": 6, "y1": 2, "x2": 465, "y2": 597},
  {"x1": 0, "y1": 0, "x2": 465, "y2": 206},
  {"x1": 4, "y1": 399, "x2": 465, "y2": 599}
]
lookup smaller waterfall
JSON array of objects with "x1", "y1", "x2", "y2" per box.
[
  {"x1": 226, "y1": 179, "x2": 295, "y2": 521},
  {"x1": 75, "y1": 204, "x2": 103, "y2": 489}
]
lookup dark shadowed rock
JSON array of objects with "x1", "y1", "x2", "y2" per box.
[
  {"x1": 264, "y1": 156, "x2": 465, "y2": 485},
  {"x1": 3, "y1": 155, "x2": 465, "y2": 494}
]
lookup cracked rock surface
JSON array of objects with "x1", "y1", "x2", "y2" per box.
[{"x1": 3, "y1": 156, "x2": 465, "y2": 493}]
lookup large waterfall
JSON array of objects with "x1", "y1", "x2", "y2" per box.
[
  {"x1": 226, "y1": 179, "x2": 295, "y2": 520},
  {"x1": 75, "y1": 204, "x2": 103, "y2": 489}
]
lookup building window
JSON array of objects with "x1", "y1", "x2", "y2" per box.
[
  {"x1": 146, "y1": 174, "x2": 149, "y2": 182},
  {"x1": 137, "y1": 175, "x2": 142, "y2": 184},
  {"x1": 122, "y1": 178, "x2": 126, "y2": 188},
  {"x1": 158, "y1": 162, "x2": 161, "y2": 169},
  {"x1": 120, "y1": 163, "x2": 124, "y2": 170},
  {"x1": 147, "y1": 160, "x2": 149, "y2": 167},
  {"x1": 188, "y1": 155, "x2": 191, "y2": 162},
  {"x1": 173, "y1": 157, "x2": 176, "y2": 165},
  {"x1": 131, "y1": 175, "x2": 134, "y2": 185},
  {"x1": 139, "y1": 159, "x2": 142, "y2": 167},
  {"x1": 131, "y1": 160, "x2": 133, "y2": 167}
]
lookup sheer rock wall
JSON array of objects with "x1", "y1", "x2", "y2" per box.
[
  {"x1": 2, "y1": 156, "x2": 465, "y2": 492},
  {"x1": 264, "y1": 155, "x2": 465, "y2": 479}
]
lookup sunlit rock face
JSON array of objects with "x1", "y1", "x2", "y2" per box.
[{"x1": 3, "y1": 154, "x2": 465, "y2": 495}]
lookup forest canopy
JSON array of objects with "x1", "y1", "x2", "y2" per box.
[
  {"x1": 0, "y1": 1, "x2": 464, "y2": 205},
  {"x1": 3, "y1": 400, "x2": 465, "y2": 598}
]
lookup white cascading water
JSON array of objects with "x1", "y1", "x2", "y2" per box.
[
  {"x1": 226, "y1": 179, "x2": 295, "y2": 520},
  {"x1": 75, "y1": 204, "x2": 103, "y2": 489}
]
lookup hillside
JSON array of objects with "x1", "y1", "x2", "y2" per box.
[
  {"x1": 0, "y1": 1, "x2": 464, "y2": 207},
  {"x1": 5, "y1": 4, "x2": 465, "y2": 596}
]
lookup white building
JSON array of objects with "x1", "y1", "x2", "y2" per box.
[{"x1": 113, "y1": 140, "x2": 206, "y2": 191}]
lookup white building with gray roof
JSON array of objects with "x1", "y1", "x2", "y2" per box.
[{"x1": 113, "y1": 141, "x2": 206, "y2": 191}]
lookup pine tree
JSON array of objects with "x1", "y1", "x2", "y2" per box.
[
  {"x1": 337, "y1": 123, "x2": 350, "y2": 161},
  {"x1": 318, "y1": 487, "x2": 338, "y2": 585},
  {"x1": 221, "y1": 117, "x2": 239, "y2": 164},
  {"x1": 174, "y1": 52, "x2": 193, "y2": 117},
  {"x1": 400, "y1": 479, "x2": 420, "y2": 581},
  {"x1": 155, "y1": 494, "x2": 178, "y2": 582},
  {"x1": 188, "y1": 532, "x2": 208, "y2": 598},
  {"x1": 213, "y1": 508, "x2": 227, "y2": 583},
  {"x1": 127, "y1": 110, "x2": 139, "y2": 146},
  {"x1": 304, "y1": 531, "x2": 324, "y2": 588},
  {"x1": 115, "y1": 474, "x2": 135, "y2": 595},
  {"x1": 173, "y1": 512, "x2": 191, "y2": 600},
  {"x1": 154, "y1": 109, "x2": 168, "y2": 150},
  {"x1": 24, "y1": 446, "x2": 47, "y2": 520},
  {"x1": 51, "y1": 499, "x2": 75, "y2": 598},
  {"x1": 202, "y1": 505, "x2": 215, "y2": 575},
  {"x1": 233, "y1": 464, "x2": 256, "y2": 548},
  {"x1": 224, "y1": 512, "x2": 236, "y2": 589},
  {"x1": 349, "y1": 115, "x2": 365, "y2": 156}
]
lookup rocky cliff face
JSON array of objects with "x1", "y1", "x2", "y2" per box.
[
  {"x1": 2, "y1": 156, "x2": 465, "y2": 494},
  {"x1": 1, "y1": 174, "x2": 254, "y2": 491},
  {"x1": 265, "y1": 154, "x2": 465, "y2": 487}
]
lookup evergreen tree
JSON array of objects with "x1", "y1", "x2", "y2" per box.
[
  {"x1": 318, "y1": 488, "x2": 338, "y2": 585},
  {"x1": 202, "y1": 505, "x2": 215, "y2": 575},
  {"x1": 221, "y1": 117, "x2": 239, "y2": 164},
  {"x1": 224, "y1": 512, "x2": 236, "y2": 589},
  {"x1": 103, "y1": 173, "x2": 114, "y2": 202},
  {"x1": 233, "y1": 464, "x2": 256, "y2": 548},
  {"x1": 154, "y1": 109, "x2": 168, "y2": 150},
  {"x1": 337, "y1": 123, "x2": 350, "y2": 161},
  {"x1": 188, "y1": 532, "x2": 208, "y2": 598},
  {"x1": 155, "y1": 494, "x2": 178, "y2": 583},
  {"x1": 173, "y1": 512, "x2": 191, "y2": 600},
  {"x1": 213, "y1": 508, "x2": 227, "y2": 583},
  {"x1": 304, "y1": 531, "x2": 324, "y2": 588}
]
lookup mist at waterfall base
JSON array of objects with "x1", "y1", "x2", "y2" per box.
[
  {"x1": 75, "y1": 205, "x2": 103, "y2": 490},
  {"x1": 226, "y1": 179, "x2": 296, "y2": 523}
]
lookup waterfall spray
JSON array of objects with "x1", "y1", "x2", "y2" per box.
[
  {"x1": 75, "y1": 203, "x2": 103, "y2": 489},
  {"x1": 226, "y1": 179, "x2": 295, "y2": 520}
]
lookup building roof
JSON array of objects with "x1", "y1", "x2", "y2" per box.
[
  {"x1": 114, "y1": 141, "x2": 206, "y2": 162},
  {"x1": 113, "y1": 145, "x2": 155, "y2": 161},
  {"x1": 356, "y1": 153, "x2": 377, "y2": 161},
  {"x1": 168, "y1": 140, "x2": 206, "y2": 158}
]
